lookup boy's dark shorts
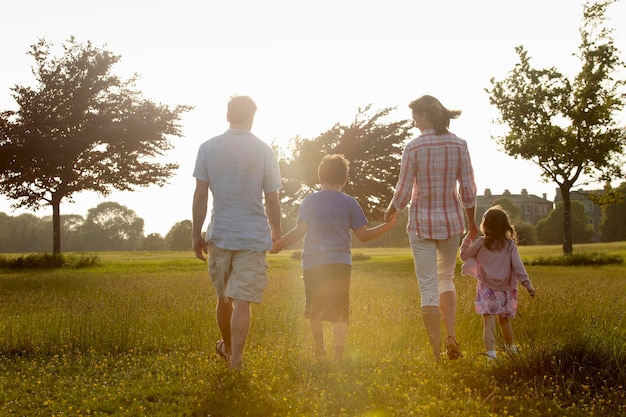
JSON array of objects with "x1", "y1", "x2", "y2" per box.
[{"x1": 303, "y1": 263, "x2": 351, "y2": 325}]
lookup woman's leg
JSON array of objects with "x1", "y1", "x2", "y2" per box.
[
  {"x1": 409, "y1": 235, "x2": 441, "y2": 360},
  {"x1": 437, "y1": 236, "x2": 461, "y2": 343}
]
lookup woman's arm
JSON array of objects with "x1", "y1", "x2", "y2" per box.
[{"x1": 353, "y1": 213, "x2": 396, "y2": 243}]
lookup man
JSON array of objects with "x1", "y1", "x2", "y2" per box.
[{"x1": 192, "y1": 96, "x2": 282, "y2": 370}]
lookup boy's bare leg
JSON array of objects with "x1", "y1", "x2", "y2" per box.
[
  {"x1": 310, "y1": 318, "x2": 325, "y2": 358},
  {"x1": 332, "y1": 322, "x2": 348, "y2": 360}
]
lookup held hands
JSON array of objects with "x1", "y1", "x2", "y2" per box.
[
  {"x1": 269, "y1": 239, "x2": 282, "y2": 254},
  {"x1": 466, "y1": 222, "x2": 479, "y2": 240}
]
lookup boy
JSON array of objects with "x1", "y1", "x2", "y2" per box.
[{"x1": 272, "y1": 154, "x2": 395, "y2": 360}]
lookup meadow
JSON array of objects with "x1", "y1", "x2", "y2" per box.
[{"x1": 0, "y1": 243, "x2": 625, "y2": 416}]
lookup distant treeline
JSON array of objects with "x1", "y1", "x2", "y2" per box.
[{"x1": 0, "y1": 202, "x2": 192, "y2": 253}]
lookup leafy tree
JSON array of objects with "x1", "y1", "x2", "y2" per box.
[
  {"x1": 166, "y1": 220, "x2": 192, "y2": 251},
  {"x1": 599, "y1": 182, "x2": 626, "y2": 242},
  {"x1": 59, "y1": 214, "x2": 86, "y2": 251},
  {"x1": 491, "y1": 197, "x2": 522, "y2": 221},
  {"x1": 277, "y1": 105, "x2": 412, "y2": 220},
  {"x1": 486, "y1": 0, "x2": 625, "y2": 255},
  {"x1": 81, "y1": 202, "x2": 144, "y2": 251},
  {"x1": 0, "y1": 38, "x2": 190, "y2": 255},
  {"x1": 142, "y1": 233, "x2": 167, "y2": 251},
  {"x1": 0, "y1": 213, "x2": 50, "y2": 252},
  {"x1": 536, "y1": 201, "x2": 593, "y2": 245}
]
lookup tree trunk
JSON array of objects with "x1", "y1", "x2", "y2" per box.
[
  {"x1": 52, "y1": 196, "x2": 62, "y2": 256},
  {"x1": 561, "y1": 186, "x2": 573, "y2": 256}
]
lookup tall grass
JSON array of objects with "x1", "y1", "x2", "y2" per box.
[{"x1": 0, "y1": 244, "x2": 625, "y2": 416}]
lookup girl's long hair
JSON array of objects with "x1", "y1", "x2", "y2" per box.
[{"x1": 481, "y1": 205, "x2": 517, "y2": 251}]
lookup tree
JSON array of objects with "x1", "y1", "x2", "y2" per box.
[
  {"x1": 0, "y1": 213, "x2": 50, "y2": 252},
  {"x1": 0, "y1": 38, "x2": 190, "y2": 255},
  {"x1": 142, "y1": 233, "x2": 167, "y2": 251},
  {"x1": 599, "y1": 182, "x2": 626, "y2": 242},
  {"x1": 277, "y1": 105, "x2": 412, "y2": 220},
  {"x1": 166, "y1": 220, "x2": 192, "y2": 251},
  {"x1": 486, "y1": 0, "x2": 625, "y2": 255},
  {"x1": 81, "y1": 202, "x2": 144, "y2": 251},
  {"x1": 491, "y1": 197, "x2": 522, "y2": 221},
  {"x1": 536, "y1": 201, "x2": 593, "y2": 245}
]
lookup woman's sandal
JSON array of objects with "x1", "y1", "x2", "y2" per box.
[
  {"x1": 446, "y1": 336, "x2": 463, "y2": 360},
  {"x1": 215, "y1": 339, "x2": 229, "y2": 362}
]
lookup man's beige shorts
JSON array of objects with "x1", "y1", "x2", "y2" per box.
[{"x1": 208, "y1": 245, "x2": 269, "y2": 303}]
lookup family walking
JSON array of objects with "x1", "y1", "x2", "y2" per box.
[{"x1": 192, "y1": 94, "x2": 535, "y2": 369}]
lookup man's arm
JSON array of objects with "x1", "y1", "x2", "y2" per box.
[
  {"x1": 192, "y1": 179, "x2": 210, "y2": 261},
  {"x1": 264, "y1": 191, "x2": 282, "y2": 242},
  {"x1": 271, "y1": 220, "x2": 308, "y2": 253}
]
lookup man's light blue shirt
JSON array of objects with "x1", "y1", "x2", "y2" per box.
[{"x1": 193, "y1": 129, "x2": 282, "y2": 251}]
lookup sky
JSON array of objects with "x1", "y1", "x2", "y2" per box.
[{"x1": 1, "y1": 0, "x2": 625, "y2": 236}]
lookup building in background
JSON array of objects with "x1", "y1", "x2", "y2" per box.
[{"x1": 476, "y1": 189, "x2": 553, "y2": 225}]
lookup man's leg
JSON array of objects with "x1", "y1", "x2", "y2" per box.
[
  {"x1": 216, "y1": 297, "x2": 233, "y2": 358},
  {"x1": 229, "y1": 299, "x2": 251, "y2": 369}
]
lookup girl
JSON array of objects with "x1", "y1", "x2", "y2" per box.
[{"x1": 460, "y1": 205, "x2": 536, "y2": 360}]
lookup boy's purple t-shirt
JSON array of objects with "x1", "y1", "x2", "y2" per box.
[{"x1": 298, "y1": 190, "x2": 368, "y2": 270}]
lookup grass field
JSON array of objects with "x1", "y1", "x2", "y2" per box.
[{"x1": 0, "y1": 243, "x2": 625, "y2": 416}]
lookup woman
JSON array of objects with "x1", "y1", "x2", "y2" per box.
[{"x1": 384, "y1": 95, "x2": 478, "y2": 361}]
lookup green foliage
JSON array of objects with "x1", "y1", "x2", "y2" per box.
[
  {"x1": 0, "y1": 212, "x2": 51, "y2": 252},
  {"x1": 536, "y1": 201, "x2": 594, "y2": 244},
  {"x1": 525, "y1": 252, "x2": 623, "y2": 266},
  {"x1": 142, "y1": 232, "x2": 167, "y2": 251},
  {"x1": 165, "y1": 220, "x2": 192, "y2": 251},
  {"x1": 276, "y1": 105, "x2": 412, "y2": 220},
  {"x1": 81, "y1": 201, "x2": 144, "y2": 251},
  {"x1": 600, "y1": 182, "x2": 626, "y2": 242},
  {"x1": 0, "y1": 245, "x2": 625, "y2": 415},
  {"x1": 0, "y1": 37, "x2": 191, "y2": 255},
  {"x1": 0, "y1": 253, "x2": 100, "y2": 269},
  {"x1": 486, "y1": 0, "x2": 626, "y2": 255},
  {"x1": 514, "y1": 221, "x2": 537, "y2": 245}
]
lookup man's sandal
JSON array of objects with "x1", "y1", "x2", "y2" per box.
[{"x1": 215, "y1": 340, "x2": 229, "y2": 362}]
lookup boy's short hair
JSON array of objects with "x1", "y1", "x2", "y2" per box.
[
  {"x1": 227, "y1": 95, "x2": 257, "y2": 124},
  {"x1": 318, "y1": 154, "x2": 349, "y2": 185}
]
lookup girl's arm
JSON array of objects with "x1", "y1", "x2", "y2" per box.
[
  {"x1": 510, "y1": 242, "x2": 536, "y2": 297},
  {"x1": 459, "y1": 235, "x2": 481, "y2": 261},
  {"x1": 353, "y1": 213, "x2": 396, "y2": 243}
]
